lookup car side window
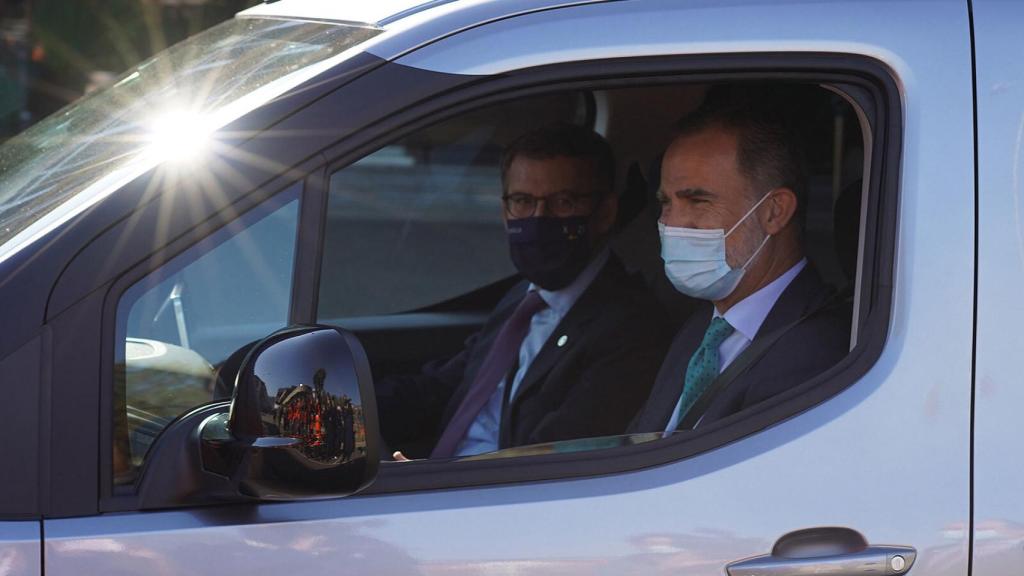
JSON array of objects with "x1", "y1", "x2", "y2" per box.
[
  {"x1": 113, "y1": 187, "x2": 300, "y2": 486},
  {"x1": 318, "y1": 141, "x2": 512, "y2": 319},
  {"x1": 316, "y1": 82, "x2": 871, "y2": 465},
  {"x1": 317, "y1": 93, "x2": 591, "y2": 320}
]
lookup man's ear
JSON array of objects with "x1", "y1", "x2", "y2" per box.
[
  {"x1": 762, "y1": 187, "x2": 798, "y2": 235},
  {"x1": 593, "y1": 192, "x2": 619, "y2": 235}
]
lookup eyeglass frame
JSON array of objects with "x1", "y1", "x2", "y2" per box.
[{"x1": 501, "y1": 191, "x2": 597, "y2": 219}]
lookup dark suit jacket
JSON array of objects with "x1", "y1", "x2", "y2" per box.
[
  {"x1": 377, "y1": 255, "x2": 675, "y2": 458},
  {"x1": 629, "y1": 264, "x2": 851, "y2": 433}
]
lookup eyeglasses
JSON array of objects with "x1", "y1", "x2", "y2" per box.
[{"x1": 502, "y1": 192, "x2": 594, "y2": 218}]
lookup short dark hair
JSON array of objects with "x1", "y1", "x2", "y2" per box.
[
  {"x1": 672, "y1": 99, "x2": 808, "y2": 227},
  {"x1": 500, "y1": 123, "x2": 615, "y2": 197}
]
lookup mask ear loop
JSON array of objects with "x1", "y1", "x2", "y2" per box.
[
  {"x1": 724, "y1": 189, "x2": 775, "y2": 237},
  {"x1": 739, "y1": 231, "x2": 772, "y2": 270},
  {"x1": 725, "y1": 189, "x2": 775, "y2": 271}
]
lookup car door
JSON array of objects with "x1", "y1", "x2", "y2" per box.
[
  {"x1": 971, "y1": 2, "x2": 1024, "y2": 575},
  {"x1": 42, "y1": 2, "x2": 974, "y2": 575}
]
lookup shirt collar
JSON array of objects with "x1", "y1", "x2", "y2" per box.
[
  {"x1": 714, "y1": 258, "x2": 807, "y2": 341},
  {"x1": 530, "y1": 248, "x2": 610, "y2": 315}
]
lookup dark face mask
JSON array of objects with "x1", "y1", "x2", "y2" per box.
[{"x1": 507, "y1": 216, "x2": 591, "y2": 290}]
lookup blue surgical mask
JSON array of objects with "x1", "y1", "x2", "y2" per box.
[{"x1": 658, "y1": 191, "x2": 773, "y2": 301}]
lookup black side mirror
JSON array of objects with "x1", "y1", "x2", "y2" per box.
[{"x1": 200, "y1": 325, "x2": 378, "y2": 499}]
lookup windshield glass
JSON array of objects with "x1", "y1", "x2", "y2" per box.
[{"x1": 0, "y1": 17, "x2": 379, "y2": 262}]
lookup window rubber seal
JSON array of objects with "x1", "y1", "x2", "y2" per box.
[{"x1": 315, "y1": 52, "x2": 902, "y2": 496}]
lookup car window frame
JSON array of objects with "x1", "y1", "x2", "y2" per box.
[
  {"x1": 311, "y1": 53, "x2": 900, "y2": 496},
  {"x1": 99, "y1": 173, "x2": 315, "y2": 509},
  {"x1": 93, "y1": 52, "x2": 900, "y2": 513}
]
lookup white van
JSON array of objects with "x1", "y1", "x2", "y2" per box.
[{"x1": 0, "y1": 1, "x2": 1015, "y2": 574}]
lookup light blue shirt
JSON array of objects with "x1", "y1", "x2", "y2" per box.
[
  {"x1": 454, "y1": 249, "x2": 611, "y2": 456},
  {"x1": 664, "y1": 258, "x2": 807, "y2": 432}
]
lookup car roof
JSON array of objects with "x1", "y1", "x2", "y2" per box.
[
  {"x1": 236, "y1": 0, "x2": 455, "y2": 27},
  {"x1": 236, "y1": 0, "x2": 611, "y2": 30}
]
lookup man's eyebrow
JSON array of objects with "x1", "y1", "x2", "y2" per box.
[
  {"x1": 662, "y1": 187, "x2": 715, "y2": 200},
  {"x1": 506, "y1": 188, "x2": 579, "y2": 197}
]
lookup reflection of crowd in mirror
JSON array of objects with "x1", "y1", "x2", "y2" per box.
[{"x1": 273, "y1": 369, "x2": 357, "y2": 463}]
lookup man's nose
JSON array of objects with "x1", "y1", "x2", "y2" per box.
[{"x1": 534, "y1": 197, "x2": 552, "y2": 217}]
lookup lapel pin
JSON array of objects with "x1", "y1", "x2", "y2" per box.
[{"x1": 557, "y1": 335, "x2": 568, "y2": 347}]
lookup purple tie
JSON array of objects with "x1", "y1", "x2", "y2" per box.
[{"x1": 431, "y1": 291, "x2": 548, "y2": 458}]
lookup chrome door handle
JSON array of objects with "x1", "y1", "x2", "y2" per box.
[{"x1": 726, "y1": 527, "x2": 916, "y2": 576}]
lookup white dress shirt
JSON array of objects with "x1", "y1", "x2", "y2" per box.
[
  {"x1": 454, "y1": 249, "x2": 611, "y2": 456},
  {"x1": 663, "y1": 258, "x2": 807, "y2": 432}
]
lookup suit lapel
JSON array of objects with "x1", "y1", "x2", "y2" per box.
[
  {"x1": 695, "y1": 264, "x2": 830, "y2": 424},
  {"x1": 508, "y1": 259, "x2": 625, "y2": 404},
  {"x1": 752, "y1": 264, "x2": 828, "y2": 339},
  {"x1": 631, "y1": 305, "x2": 712, "y2": 432},
  {"x1": 442, "y1": 282, "x2": 528, "y2": 425},
  {"x1": 632, "y1": 265, "x2": 829, "y2": 432}
]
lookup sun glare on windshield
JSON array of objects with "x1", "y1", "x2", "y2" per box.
[
  {"x1": 144, "y1": 109, "x2": 215, "y2": 163},
  {"x1": 0, "y1": 18, "x2": 382, "y2": 265}
]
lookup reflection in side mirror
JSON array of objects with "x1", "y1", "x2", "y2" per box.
[{"x1": 200, "y1": 325, "x2": 379, "y2": 500}]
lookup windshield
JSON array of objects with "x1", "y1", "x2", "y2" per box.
[{"x1": 0, "y1": 17, "x2": 379, "y2": 263}]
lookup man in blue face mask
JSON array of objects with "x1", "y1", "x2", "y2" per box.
[
  {"x1": 379, "y1": 123, "x2": 674, "y2": 459},
  {"x1": 629, "y1": 102, "x2": 851, "y2": 434}
]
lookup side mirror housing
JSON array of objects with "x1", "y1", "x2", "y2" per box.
[{"x1": 200, "y1": 325, "x2": 379, "y2": 499}]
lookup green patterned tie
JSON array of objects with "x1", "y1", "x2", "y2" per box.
[{"x1": 675, "y1": 317, "x2": 735, "y2": 427}]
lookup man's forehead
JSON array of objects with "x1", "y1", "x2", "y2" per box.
[
  {"x1": 666, "y1": 126, "x2": 738, "y2": 162},
  {"x1": 662, "y1": 130, "x2": 746, "y2": 191},
  {"x1": 508, "y1": 156, "x2": 597, "y2": 186},
  {"x1": 511, "y1": 154, "x2": 594, "y2": 170}
]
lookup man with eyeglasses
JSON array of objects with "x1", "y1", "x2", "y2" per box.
[{"x1": 380, "y1": 123, "x2": 673, "y2": 460}]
